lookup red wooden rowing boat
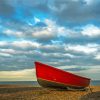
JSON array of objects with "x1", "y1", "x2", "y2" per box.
[{"x1": 35, "y1": 61, "x2": 90, "y2": 89}]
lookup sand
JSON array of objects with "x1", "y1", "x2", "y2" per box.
[{"x1": 0, "y1": 85, "x2": 100, "y2": 100}]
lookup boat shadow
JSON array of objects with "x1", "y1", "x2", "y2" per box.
[
  {"x1": 44, "y1": 87, "x2": 88, "y2": 92},
  {"x1": 80, "y1": 91, "x2": 100, "y2": 100}
]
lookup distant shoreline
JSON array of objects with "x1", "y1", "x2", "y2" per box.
[{"x1": 0, "y1": 80, "x2": 100, "y2": 86}]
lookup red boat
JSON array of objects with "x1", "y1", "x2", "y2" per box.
[{"x1": 35, "y1": 61, "x2": 91, "y2": 89}]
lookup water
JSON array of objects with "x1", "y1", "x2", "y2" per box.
[
  {"x1": 0, "y1": 81, "x2": 39, "y2": 86},
  {"x1": 91, "y1": 80, "x2": 100, "y2": 86},
  {"x1": 0, "y1": 80, "x2": 100, "y2": 86}
]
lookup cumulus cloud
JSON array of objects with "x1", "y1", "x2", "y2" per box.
[
  {"x1": 0, "y1": 40, "x2": 41, "y2": 49},
  {"x1": 0, "y1": 41, "x2": 8, "y2": 46},
  {"x1": 41, "y1": 52, "x2": 75, "y2": 59},
  {"x1": 0, "y1": 49, "x2": 15, "y2": 54},
  {"x1": 2, "y1": 19, "x2": 58, "y2": 40},
  {"x1": 81, "y1": 24, "x2": 100, "y2": 37},
  {"x1": 4, "y1": 29, "x2": 24, "y2": 37},
  {"x1": 32, "y1": 28, "x2": 56, "y2": 40},
  {"x1": 33, "y1": 22, "x2": 100, "y2": 39},
  {"x1": 0, "y1": 39, "x2": 100, "y2": 69},
  {"x1": 94, "y1": 54, "x2": 100, "y2": 60},
  {"x1": 65, "y1": 43, "x2": 98, "y2": 54},
  {"x1": 31, "y1": 19, "x2": 62, "y2": 40},
  {"x1": 0, "y1": 52, "x2": 12, "y2": 57},
  {"x1": 2, "y1": 18, "x2": 100, "y2": 42},
  {"x1": 12, "y1": 40, "x2": 41, "y2": 48}
]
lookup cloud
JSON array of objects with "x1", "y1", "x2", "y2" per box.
[
  {"x1": 12, "y1": 40, "x2": 41, "y2": 49},
  {"x1": 0, "y1": 52, "x2": 12, "y2": 57},
  {"x1": 0, "y1": 40, "x2": 41, "y2": 49},
  {"x1": 0, "y1": 48, "x2": 15, "y2": 54},
  {"x1": 48, "y1": 0, "x2": 100, "y2": 25},
  {"x1": 32, "y1": 22, "x2": 100, "y2": 41},
  {"x1": 2, "y1": 17, "x2": 100, "y2": 43},
  {"x1": 81, "y1": 24, "x2": 100, "y2": 37},
  {"x1": 32, "y1": 28, "x2": 55, "y2": 40},
  {"x1": 2, "y1": 19, "x2": 58, "y2": 41},
  {"x1": 0, "y1": 68, "x2": 36, "y2": 81},
  {"x1": 4, "y1": 29, "x2": 24, "y2": 37},
  {"x1": 1, "y1": 0, "x2": 100, "y2": 26},
  {"x1": 84, "y1": 0, "x2": 95, "y2": 5},
  {"x1": 0, "y1": 39, "x2": 100, "y2": 70},
  {"x1": 34, "y1": 17, "x2": 41, "y2": 23},
  {"x1": 65, "y1": 43, "x2": 98, "y2": 54},
  {"x1": 64, "y1": 68, "x2": 87, "y2": 72},
  {"x1": 0, "y1": 41, "x2": 8, "y2": 46},
  {"x1": 0, "y1": 0, "x2": 14, "y2": 18},
  {"x1": 94, "y1": 54, "x2": 100, "y2": 60},
  {"x1": 39, "y1": 44, "x2": 64, "y2": 53},
  {"x1": 40, "y1": 53, "x2": 75, "y2": 60},
  {"x1": 31, "y1": 19, "x2": 58, "y2": 41}
]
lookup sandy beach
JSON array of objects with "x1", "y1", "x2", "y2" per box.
[{"x1": 0, "y1": 85, "x2": 100, "y2": 100}]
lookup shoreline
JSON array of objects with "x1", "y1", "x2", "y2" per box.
[{"x1": 0, "y1": 85, "x2": 100, "y2": 100}]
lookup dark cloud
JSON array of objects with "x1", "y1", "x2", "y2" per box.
[
  {"x1": 64, "y1": 67, "x2": 87, "y2": 71},
  {"x1": 0, "y1": 0, "x2": 49, "y2": 25},
  {"x1": 48, "y1": 0, "x2": 100, "y2": 25},
  {"x1": 1, "y1": 0, "x2": 100, "y2": 26},
  {"x1": 0, "y1": 0, "x2": 14, "y2": 17}
]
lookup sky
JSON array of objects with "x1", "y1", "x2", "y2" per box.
[{"x1": 0, "y1": 0, "x2": 100, "y2": 81}]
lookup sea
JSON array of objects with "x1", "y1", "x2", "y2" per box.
[
  {"x1": 0, "y1": 81, "x2": 39, "y2": 86},
  {"x1": 0, "y1": 80, "x2": 100, "y2": 86}
]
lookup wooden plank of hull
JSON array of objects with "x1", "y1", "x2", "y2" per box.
[{"x1": 37, "y1": 78, "x2": 85, "y2": 89}]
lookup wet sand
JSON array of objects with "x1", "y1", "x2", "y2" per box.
[{"x1": 0, "y1": 85, "x2": 100, "y2": 100}]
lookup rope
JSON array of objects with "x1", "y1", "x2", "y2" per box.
[{"x1": 89, "y1": 85, "x2": 92, "y2": 93}]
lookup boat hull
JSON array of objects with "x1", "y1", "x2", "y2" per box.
[
  {"x1": 35, "y1": 62, "x2": 90, "y2": 89},
  {"x1": 37, "y1": 78, "x2": 85, "y2": 89}
]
